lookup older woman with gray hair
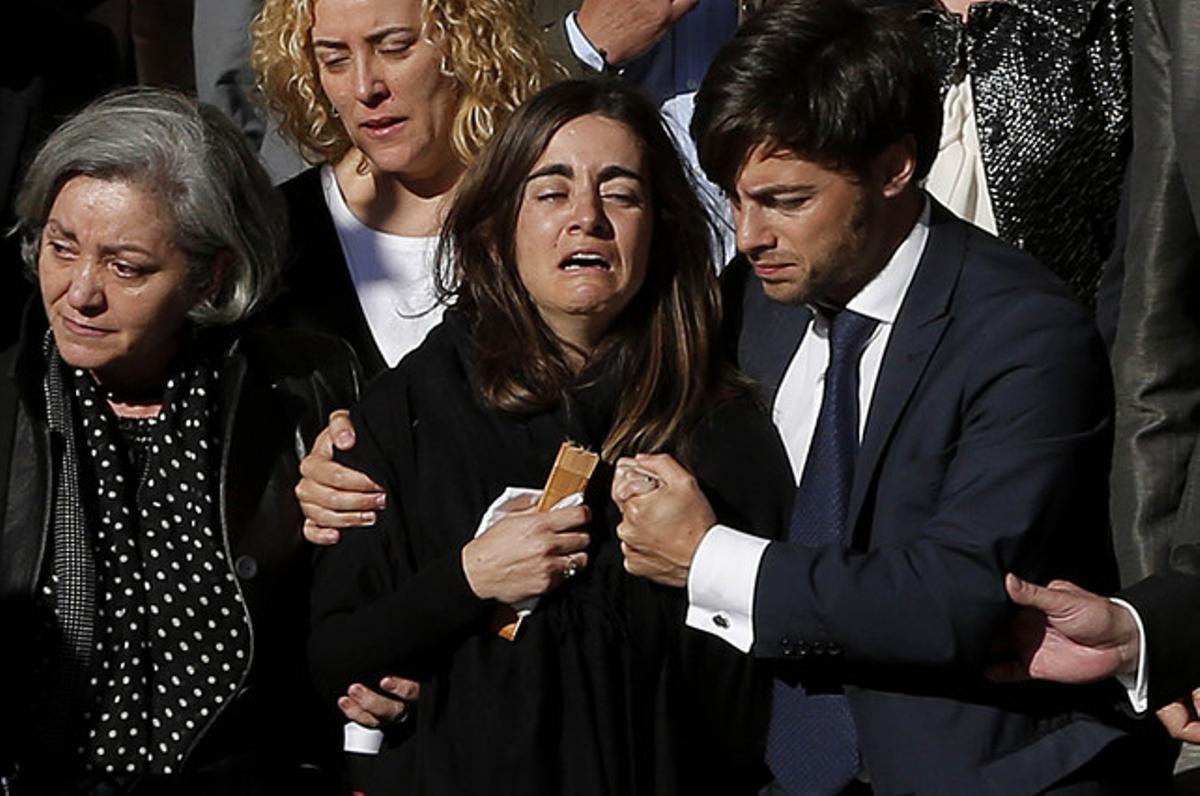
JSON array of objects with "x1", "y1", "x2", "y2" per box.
[{"x1": 0, "y1": 89, "x2": 359, "y2": 794}]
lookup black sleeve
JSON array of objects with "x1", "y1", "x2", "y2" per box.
[
  {"x1": 307, "y1": 376, "x2": 491, "y2": 705},
  {"x1": 671, "y1": 395, "x2": 792, "y2": 792},
  {"x1": 687, "y1": 391, "x2": 793, "y2": 542},
  {"x1": 1120, "y1": 569, "x2": 1200, "y2": 710}
]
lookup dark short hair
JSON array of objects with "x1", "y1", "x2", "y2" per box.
[
  {"x1": 439, "y1": 79, "x2": 742, "y2": 461},
  {"x1": 692, "y1": 0, "x2": 941, "y2": 192}
]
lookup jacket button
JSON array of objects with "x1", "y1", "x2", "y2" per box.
[
  {"x1": 781, "y1": 639, "x2": 795, "y2": 657},
  {"x1": 234, "y1": 555, "x2": 258, "y2": 580},
  {"x1": 713, "y1": 613, "x2": 730, "y2": 629}
]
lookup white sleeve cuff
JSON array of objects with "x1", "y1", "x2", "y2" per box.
[
  {"x1": 1110, "y1": 597, "x2": 1148, "y2": 714},
  {"x1": 343, "y1": 722, "x2": 384, "y2": 754},
  {"x1": 685, "y1": 524, "x2": 771, "y2": 653},
  {"x1": 563, "y1": 11, "x2": 606, "y2": 73}
]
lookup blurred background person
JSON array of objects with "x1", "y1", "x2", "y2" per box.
[
  {"x1": 251, "y1": 0, "x2": 558, "y2": 380},
  {"x1": 1109, "y1": 0, "x2": 1200, "y2": 615},
  {"x1": 86, "y1": 0, "x2": 197, "y2": 91},
  {"x1": 193, "y1": 0, "x2": 307, "y2": 185},
  {"x1": 0, "y1": 89, "x2": 359, "y2": 795},
  {"x1": 307, "y1": 78, "x2": 792, "y2": 794},
  {"x1": 1083, "y1": 0, "x2": 1200, "y2": 782},
  {"x1": 2, "y1": 3, "x2": 126, "y2": 349},
  {"x1": 538, "y1": 0, "x2": 730, "y2": 102}
]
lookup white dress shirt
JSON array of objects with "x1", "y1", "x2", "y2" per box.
[{"x1": 686, "y1": 202, "x2": 931, "y2": 652}]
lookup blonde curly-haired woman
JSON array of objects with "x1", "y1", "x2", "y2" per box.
[{"x1": 252, "y1": 0, "x2": 559, "y2": 377}]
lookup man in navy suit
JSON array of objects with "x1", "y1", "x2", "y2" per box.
[{"x1": 613, "y1": 0, "x2": 1166, "y2": 792}]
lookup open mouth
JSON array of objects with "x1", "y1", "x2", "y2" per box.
[{"x1": 559, "y1": 253, "x2": 612, "y2": 271}]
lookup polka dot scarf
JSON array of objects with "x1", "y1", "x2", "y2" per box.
[{"x1": 42, "y1": 338, "x2": 251, "y2": 777}]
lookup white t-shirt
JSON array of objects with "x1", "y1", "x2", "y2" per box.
[{"x1": 321, "y1": 165, "x2": 447, "y2": 368}]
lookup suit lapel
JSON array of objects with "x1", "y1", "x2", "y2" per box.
[{"x1": 847, "y1": 205, "x2": 965, "y2": 534}]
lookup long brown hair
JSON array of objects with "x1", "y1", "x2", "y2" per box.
[{"x1": 437, "y1": 79, "x2": 745, "y2": 462}]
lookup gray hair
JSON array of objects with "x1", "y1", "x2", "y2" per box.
[{"x1": 13, "y1": 88, "x2": 286, "y2": 326}]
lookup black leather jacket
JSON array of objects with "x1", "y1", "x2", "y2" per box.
[{"x1": 0, "y1": 308, "x2": 361, "y2": 794}]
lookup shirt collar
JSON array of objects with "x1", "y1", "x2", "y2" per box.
[{"x1": 837, "y1": 197, "x2": 931, "y2": 327}]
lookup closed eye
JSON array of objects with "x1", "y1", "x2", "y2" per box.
[
  {"x1": 379, "y1": 38, "x2": 414, "y2": 57},
  {"x1": 110, "y1": 261, "x2": 147, "y2": 279},
  {"x1": 601, "y1": 190, "x2": 643, "y2": 208},
  {"x1": 45, "y1": 239, "x2": 76, "y2": 258},
  {"x1": 768, "y1": 195, "x2": 810, "y2": 211},
  {"x1": 318, "y1": 54, "x2": 350, "y2": 71},
  {"x1": 313, "y1": 43, "x2": 350, "y2": 71}
]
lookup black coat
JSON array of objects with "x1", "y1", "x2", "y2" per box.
[
  {"x1": 308, "y1": 311, "x2": 794, "y2": 795},
  {"x1": 0, "y1": 306, "x2": 361, "y2": 793}
]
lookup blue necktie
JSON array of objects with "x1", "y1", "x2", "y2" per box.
[{"x1": 766, "y1": 308, "x2": 877, "y2": 794}]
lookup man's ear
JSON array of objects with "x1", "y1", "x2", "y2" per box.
[{"x1": 876, "y1": 135, "x2": 919, "y2": 199}]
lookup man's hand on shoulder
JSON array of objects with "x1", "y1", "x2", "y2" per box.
[{"x1": 613, "y1": 453, "x2": 715, "y2": 588}]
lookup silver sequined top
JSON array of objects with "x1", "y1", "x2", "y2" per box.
[{"x1": 921, "y1": 0, "x2": 1132, "y2": 304}]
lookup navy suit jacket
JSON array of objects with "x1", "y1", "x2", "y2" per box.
[{"x1": 724, "y1": 203, "x2": 1131, "y2": 794}]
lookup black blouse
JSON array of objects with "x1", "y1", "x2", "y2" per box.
[{"x1": 309, "y1": 311, "x2": 794, "y2": 795}]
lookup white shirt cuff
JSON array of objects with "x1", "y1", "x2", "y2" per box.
[
  {"x1": 564, "y1": 11, "x2": 606, "y2": 73},
  {"x1": 1110, "y1": 597, "x2": 1148, "y2": 714},
  {"x1": 685, "y1": 524, "x2": 771, "y2": 653},
  {"x1": 343, "y1": 722, "x2": 384, "y2": 754}
]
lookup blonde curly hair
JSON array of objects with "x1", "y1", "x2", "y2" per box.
[{"x1": 251, "y1": 0, "x2": 560, "y2": 166}]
